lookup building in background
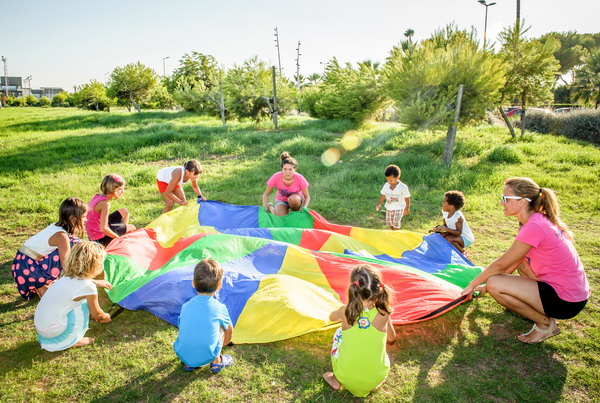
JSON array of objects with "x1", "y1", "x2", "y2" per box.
[
  {"x1": 1, "y1": 76, "x2": 63, "y2": 99},
  {"x1": 1, "y1": 76, "x2": 23, "y2": 97}
]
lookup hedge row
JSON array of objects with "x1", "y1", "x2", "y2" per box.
[{"x1": 523, "y1": 109, "x2": 600, "y2": 143}]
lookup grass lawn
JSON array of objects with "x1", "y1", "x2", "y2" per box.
[{"x1": 0, "y1": 107, "x2": 598, "y2": 402}]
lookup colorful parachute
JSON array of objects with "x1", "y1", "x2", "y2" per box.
[{"x1": 104, "y1": 201, "x2": 481, "y2": 343}]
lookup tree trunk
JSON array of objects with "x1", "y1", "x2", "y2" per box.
[
  {"x1": 442, "y1": 84, "x2": 464, "y2": 168},
  {"x1": 129, "y1": 93, "x2": 141, "y2": 113},
  {"x1": 499, "y1": 106, "x2": 517, "y2": 138}
]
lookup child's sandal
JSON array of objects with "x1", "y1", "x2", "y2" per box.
[{"x1": 209, "y1": 354, "x2": 233, "y2": 374}]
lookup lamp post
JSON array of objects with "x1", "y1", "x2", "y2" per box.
[
  {"x1": 2, "y1": 56, "x2": 8, "y2": 97},
  {"x1": 162, "y1": 56, "x2": 170, "y2": 77},
  {"x1": 478, "y1": 0, "x2": 496, "y2": 47}
]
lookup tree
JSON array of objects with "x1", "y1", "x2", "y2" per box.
[
  {"x1": 52, "y1": 91, "x2": 68, "y2": 106},
  {"x1": 25, "y1": 95, "x2": 38, "y2": 106},
  {"x1": 499, "y1": 22, "x2": 560, "y2": 135},
  {"x1": 539, "y1": 31, "x2": 596, "y2": 84},
  {"x1": 73, "y1": 80, "x2": 112, "y2": 111},
  {"x1": 301, "y1": 58, "x2": 387, "y2": 123},
  {"x1": 39, "y1": 96, "x2": 51, "y2": 107},
  {"x1": 386, "y1": 25, "x2": 505, "y2": 129},
  {"x1": 223, "y1": 56, "x2": 297, "y2": 121},
  {"x1": 167, "y1": 53, "x2": 224, "y2": 117},
  {"x1": 141, "y1": 81, "x2": 176, "y2": 110},
  {"x1": 107, "y1": 62, "x2": 158, "y2": 112},
  {"x1": 570, "y1": 49, "x2": 600, "y2": 108},
  {"x1": 165, "y1": 52, "x2": 221, "y2": 94},
  {"x1": 306, "y1": 73, "x2": 322, "y2": 86}
]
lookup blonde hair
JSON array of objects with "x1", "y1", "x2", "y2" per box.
[
  {"x1": 100, "y1": 174, "x2": 125, "y2": 195},
  {"x1": 504, "y1": 177, "x2": 573, "y2": 240},
  {"x1": 62, "y1": 241, "x2": 106, "y2": 279},
  {"x1": 345, "y1": 264, "x2": 394, "y2": 325}
]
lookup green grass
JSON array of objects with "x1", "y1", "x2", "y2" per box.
[{"x1": 0, "y1": 107, "x2": 598, "y2": 402}]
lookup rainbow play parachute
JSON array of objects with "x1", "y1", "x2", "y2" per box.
[{"x1": 103, "y1": 201, "x2": 481, "y2": 343}]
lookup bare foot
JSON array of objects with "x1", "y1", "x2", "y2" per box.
[
  {"x1": 73, "y1": 337, "x2": 95, "y2": 348},
  {"x1": 323, "y1": 372, "x2": 341, "y2": 390},
  {"x1": 35, "y1": 284, "x2": 50, "y2": 298}
]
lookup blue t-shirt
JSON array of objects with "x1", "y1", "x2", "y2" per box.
[{"x1": 173, "y1": 294, "x2": 232, "y2": 367}]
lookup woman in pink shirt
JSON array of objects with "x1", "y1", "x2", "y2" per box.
[
  {"x1": 462, "y1": 177, "x2": 589, "y2": 344},
  {"x1": 262, "y1": 152, "x2": 311, "y2": 216}
]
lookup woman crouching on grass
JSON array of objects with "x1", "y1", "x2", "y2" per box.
[{"x1": 461, "y1": 177, "x2": 590, "y2": 343}]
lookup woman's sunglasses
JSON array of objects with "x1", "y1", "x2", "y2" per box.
[{"x1": 502, "y1": 195, "x2": 532, "y2": 203}]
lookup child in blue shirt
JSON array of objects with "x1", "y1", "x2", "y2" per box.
[{"x1": 173, "y1": 258, "x2": 234, "y2": 373}]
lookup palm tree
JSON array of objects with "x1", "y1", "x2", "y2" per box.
[
  {"x1": 404, "y1": 28, "x2": 415, "y2": 43},
  {"x1": 307, "y1": 73, "x2": 322, "y2": 86},
  {"x1": 571, "y1": 50, "x2": 600, "y2": 108}
]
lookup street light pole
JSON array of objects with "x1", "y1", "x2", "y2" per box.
[
  {"x1": 478, "y1": 0, "x2": 496, "y2": 47},
  {"x1": 162, "y1": 56, "x2": 170, "y2": 77},
  {"x1": 2, "y1": 56, "x2": 8, "y2": 97}
]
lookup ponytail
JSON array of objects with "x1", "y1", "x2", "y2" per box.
[
  {"x1": 344, "y1": 264, "x2": 394, "y2": 325},
  {"x1": 505, "y1": 177, "x2": 573, "y2": 240}
]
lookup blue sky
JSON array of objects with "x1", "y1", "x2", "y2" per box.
[{"x1": 2, "y1": 0, "x2": 598, "y2": 90}]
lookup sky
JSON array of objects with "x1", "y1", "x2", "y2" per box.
[{"x1": 2, "y1": 0, "x2": 599, "y2": 91}]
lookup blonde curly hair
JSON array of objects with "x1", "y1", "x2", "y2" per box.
[{"x1": 62, "y1": 241, "x2": 106, "y2": 279}]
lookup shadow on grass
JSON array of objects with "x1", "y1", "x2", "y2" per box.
[
  {"x1": 5, "y1": 110, "x2": 194, "y2": 132},
  {"x1": 89, "y1": 362, "x2": 198, "y2": 402},
  {"x1": 0, "y1": 340, "x2": 62, "y2": 378},
  {"x1": 398, "y1": 302, "x2": 567, "y2": 402}
]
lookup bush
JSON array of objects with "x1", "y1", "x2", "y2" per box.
[
  {"x1": 6, "y1": 94, "x2": 17, "y2": 106},
  {"x1": 386, "y1": 25, "x2": 505, "y2": 129},
  {"x1": 560, "y1": 109, "x2": 600, "y2": 142},
  {"x1": 62, "y1": 102, "x2": 70, "y2": 107},
  {"x1": 16, "y1": 97, "x2": 27, "y2": 107},
  {"x1": 487, "y1": 145, "x2": 523, "y2": 163},
  {"x1": 298, "y1": 86, "x2": 320, "y2": 116},
  {"x1": 39, "y1": 96, "x2": 51, "y2": 107},
  {"x1": 521, "y1": 110, "x2": 555, "y2": 134},
  {"x1": 308, "y1": 59, "x2": 388, "y2": 123},
  {"x1": 523, "y1": 108, "x2": 600, "y2": 143},
  {"x1": 25, "y1": 95, "x2": 38, "y2": 106},
  {"x1": 52, "y1": 91, "x2": 68, "y2": 106}
]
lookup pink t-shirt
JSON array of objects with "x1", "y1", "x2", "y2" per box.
[
  {"x1": 86, "y1": 194, "x2": 108, "y2": 241},
  {"x1": 515, "y1": 213, "x2": 590, "y2": 302},
  {"x1": 266, "y1": 172, "x2": 309, "y2": 202}
]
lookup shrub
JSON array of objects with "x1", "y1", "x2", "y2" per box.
[
  {"x1": 39, "y1": 96, "x2": 51, "y2": 107},
  {"x1": 560, "y1": 109, "x2": 600, "y2": 143},
  {"x1": 25, "y1": 95, "x2": 38, "y2": 106},
  {"x1": 386, "y1": 26, "x2": 505, "y2": 129},
  {"x1": 521, "y1": 110, "x2": 556, "y2": 134},
  {"x1": 298, "y1": 86, "x2": 320, "y2": 116},
  {"x1": 52, "y1": 91, "x2": 68, "y2": 106},
  {"x1": 6, "y1": 94, "x2": 17, "y2": 106},
  {"x1": 523, "y1": 108, "x2": 600, "y2": 143},
  {"x1": 16, "y1": 97, "x2": 27, "y2": 106},
  {"x1": 487, "y1": 145, "x2": 523, "y2": 164},
  {"x1": 62, "y1": 102, "x2": 70, "y2": 107},
  {"x1": 308, "y1": 59, "x2": 388, "y2": 123}
]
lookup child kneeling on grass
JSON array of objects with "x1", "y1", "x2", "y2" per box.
[
  {"x1": 34, "y1": 241, "x2": 112, "y2": 351},
  {"x1": 323, "y1": 264, "x2": 396, "y2": 397},
  {"x1": 432, "y1": 190, "x2": 475, "y2": 254},
  {"x1": 174, "y1": 258, "x2": 234, "y2": 373}
]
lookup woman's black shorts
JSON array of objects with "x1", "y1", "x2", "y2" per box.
[{"x1": 538, "y1": 281, "x2": 587, "y2": 319}]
